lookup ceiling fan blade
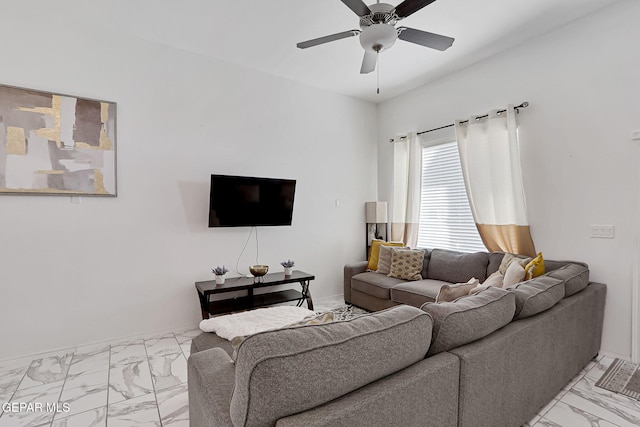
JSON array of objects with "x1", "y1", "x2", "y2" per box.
[
  {"x1": 341, "y1": 0, "x2": 371, "y2": 17},
  {"x1": 297, "y1": 30, "x2": 360, "y2": 49},
  {"x1": 360, "y1": 51, "x2": 377, "y2": 74},
  {"x1": 397, "y1": 27, "x2": 454, "y2": 51},
  {"x1": 394, "y1": 0, "x2": 438, "y2": 18}
]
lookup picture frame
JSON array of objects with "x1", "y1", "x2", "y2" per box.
[{"x1": 0, "y1": 84, "x2": 117, "y2": 196}]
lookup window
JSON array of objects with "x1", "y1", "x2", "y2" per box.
[{"x1": 417, "y1": 137, "x2": 486, "y2": 253}]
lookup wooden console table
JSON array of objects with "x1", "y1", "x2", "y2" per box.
[{"x1": 195, "y1": 270, "x2": 315, "y2": 319}]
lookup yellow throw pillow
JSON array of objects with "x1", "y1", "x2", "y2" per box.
[
  {"x1": 524, "y1": 252, "x2": 545, "y2": 280},
  {"x1": 367, "y1": 239, "x2": 405, "y2": 271}
]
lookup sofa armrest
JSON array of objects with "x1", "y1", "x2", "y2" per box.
[
  {"x1": 344, "y1": 261, "x2": 368, "y2": 303},
  {"x1": 188, "y1": 348, "x2": 236, "y2": 427}
]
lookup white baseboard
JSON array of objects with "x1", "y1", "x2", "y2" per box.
[
  {"x1": 633, "y1": 260, "x2": 640, "y2": 364},
  {"x1": 314, "y1": 293, "x2": 345, "y2": 304},
  {"x1": 599, "y1": 350, "x2": 632, "y2": 362},
  {"x1": 0, "y1": 321, "x2": 199, "y2": 364}
]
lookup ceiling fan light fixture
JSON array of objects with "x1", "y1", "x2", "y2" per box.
[{"x1": 359, "y1": 23, "x2": 397, "y2": 53}]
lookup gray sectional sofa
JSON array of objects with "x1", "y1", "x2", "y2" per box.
[
  {"x1": 344, "y1": 248, "x2": 590, "y2": 310},
  {"x1": 188, "y1": 249, "x2": 606, "y2": 427}
]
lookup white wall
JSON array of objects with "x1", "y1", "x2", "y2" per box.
[
  {"x1": 0, "y1": 6, "x2": 377, "y2": 359},
  {"x1": 377, "y1": 0, "x2": 640, "y2": 358}
]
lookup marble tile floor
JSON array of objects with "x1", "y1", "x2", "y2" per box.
[
  {"x1": 523, "y1": 355, "x2": 640, "y2": 427},
  {"x1": 0, "y1": 328, "x2": 198, "y2": 427},
  {"x1": 0, "y1": 298, "x2": 638, "y2": 427}
]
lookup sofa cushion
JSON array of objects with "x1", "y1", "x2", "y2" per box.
[
  {"x1": 352, "y1": 272, "x2": 405, "y2": 300},
  {"x1": 390, "y1": 279, "x2": 447, "y2": 307},
  {"x1": 389, "y1": 248, "x2": 425, "y2": 281},
  {"x1": 421, "y1": 287, "x2": 516, "y2": 356},
  {"x1": 545, "y1": 262, "x2": 590, "y2": 297},
  {"x1": 509, "y1": 276, "x2": 565, "y2": 319},
  {"x1": 419, "y1": 249, "x2": 432, "y2": 278},
  {"x1": 486, "y1": 252, "x2": 505, "y2": 276},
  {"x1": 426, "y1": 249, "x2": 490, "y2": 283},
  {"x1": 231, "y1": 311, "x2": 337, "y2": 361},
  {"x1": 377, "y1": 244, "x2": 409, "y2": 275},
  {"x1": 229, "y1": 305, "x2": 433, "y2": 427}
]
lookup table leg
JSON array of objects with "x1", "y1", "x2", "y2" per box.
[
  {"x1": 299, "y1": 280, "x2": 314, "y2": 310},
  {"x1": 197, "y1": 290, "x2": 209, "y2": 320}
]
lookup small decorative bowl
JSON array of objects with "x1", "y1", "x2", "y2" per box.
[{"x1": 249, "y1": 265, "x2": 269, "y2": 277}]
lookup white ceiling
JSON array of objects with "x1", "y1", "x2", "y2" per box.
[{"x1": 58, "y1": 0, "x2": 618, "y2": 103}]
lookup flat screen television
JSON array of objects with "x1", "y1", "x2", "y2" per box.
[{"x1": 209, "y1": 174, "x2": 296, "y2": 227}]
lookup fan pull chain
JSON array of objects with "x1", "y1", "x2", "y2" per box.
[{"x1": 376, "y1": 51, "x2": 380, "y2": 94}]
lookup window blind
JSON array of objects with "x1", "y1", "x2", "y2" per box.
[{"x1": 417, "y1": 141, "x2": 486, "y2": 253}]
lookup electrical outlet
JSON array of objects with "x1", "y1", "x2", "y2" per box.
[{"x1": 590, "y1": 224, "x2": 614, "y2": 239}]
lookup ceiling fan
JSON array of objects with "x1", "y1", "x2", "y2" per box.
[
  {"x1": 296, "y1": 0, "x2": 454, "y2": 74},
  {"x1": 297, "y1": 0, "x2": 454, "y2": 74}
]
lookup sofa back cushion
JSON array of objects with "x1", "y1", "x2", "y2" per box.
[
  {"x1": 509, "y1": 276, "x2": 565, "y2": 319},
  {"x1": 426, "y1": 249, "x2": 490, "y2": 283},
  {"x1": 421, "y1": 287, "x2": 515, "y2": 356},
  {"x1": 420, "y1": 249, "x2": 432, "y2": 278},
  {"x1": 544, "y1": 261, "x2": 590, "y2": 297},
  {"x1": 230, "y1": 305, "x2": 433, "y2": 427},
  {"x1": 487, "y1": 252, "x2": 506, "y2": 276}
]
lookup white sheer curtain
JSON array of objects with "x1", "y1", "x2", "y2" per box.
[
  {"x1": 391, "y1": 131, "x2": 421, "y2": 247},
  {"x1": 455, "y1": 105, "x2": 536, "y2": 256}
]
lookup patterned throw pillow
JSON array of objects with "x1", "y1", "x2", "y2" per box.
[
  {"x1": 376, "y1": 244, "x2": 409, "y2": 275},
  {"x1": 388, "y1": 248, "x2": 425, "y2": 281}
]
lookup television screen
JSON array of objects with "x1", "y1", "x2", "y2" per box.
[{"x1": 209, "y1": 175, "x2": 296, "y2": 227}]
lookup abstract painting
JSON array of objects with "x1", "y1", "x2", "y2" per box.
[{"x1": 0, "y1": 84, "x2": 116, "y2": 196}]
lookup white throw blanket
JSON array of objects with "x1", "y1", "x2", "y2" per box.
[{"x1": 199, "y1": 306, "x2": 316, "y2": 340}]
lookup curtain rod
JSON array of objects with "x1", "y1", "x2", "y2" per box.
[{"x1": 389, "y1": 101, "x2": 530, "y2": 143}]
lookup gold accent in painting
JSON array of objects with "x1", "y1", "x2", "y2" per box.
[
  {"x1": 93, "y1": 169, "x2": 108, "y2": 194},
  {"x1": 35, "y1": 170, "x2": 65, "y2": 175},
  {"x1": 6, "y1": 127, "x2": 26, "y2": 155}
]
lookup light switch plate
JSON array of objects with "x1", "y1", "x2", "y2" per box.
[{"x1": 590, "y1": 224, "x2": 614, "y2": 239}]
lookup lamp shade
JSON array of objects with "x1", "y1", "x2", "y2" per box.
[{"x1": 366, "y1": 201, "x2": 388, "y2": 223}]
